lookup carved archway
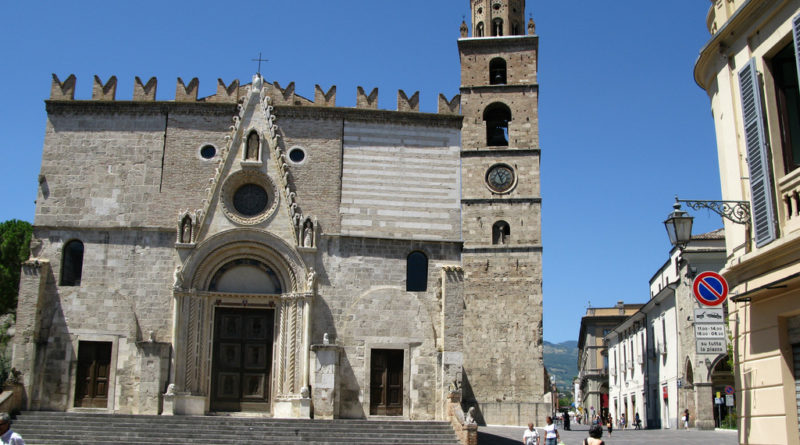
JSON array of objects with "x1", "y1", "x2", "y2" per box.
[{"x1": 172, "y1": 229, "x2": 312, "y2": 415}]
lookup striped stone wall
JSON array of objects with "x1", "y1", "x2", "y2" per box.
[{"x1": 340, "y1": 122, "x2": 461, "y2": 241}]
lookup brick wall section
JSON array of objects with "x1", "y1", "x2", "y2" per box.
[
  {"x1": 159, "y1": 109, "x2": 234, "y2": 219},
  {"x1": 277, "y1": 113, "x2": 344, "y2": 234}
]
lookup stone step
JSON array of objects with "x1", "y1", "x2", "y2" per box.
[{"x1": 12, "y1": 412, "x2": 462, "y2": 445}]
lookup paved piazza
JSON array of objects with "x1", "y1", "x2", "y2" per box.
[{"x1": 478, "y1": 424, "x2": 739, "y2": 445}]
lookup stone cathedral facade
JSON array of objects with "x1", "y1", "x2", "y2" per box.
[{"x1": 13, "y1": 0, "x2": 546, "y2": 425}]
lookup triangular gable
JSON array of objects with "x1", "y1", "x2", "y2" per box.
[{"x1": 185, "y1": 74, "x2": 305, "y2": 249}]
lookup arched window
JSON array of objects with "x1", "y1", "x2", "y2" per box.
[
  {"x1": 476, "y1": 22, "x2": 484, "y2": 37},
  {"x1": 209, "y1": 259, "x2": 282, "y2": 294},
  {"x1": 60, "y1": 240, "x2": 84, "y2": 286},
  {"x1": 490, "y1": 58, "x2": 507, "y2": 85},
  {"x1": 685, "y1": 359, "x2": 694, "y2": 387},
  {"x1": 483, "y1": 103, "x2": 512, "y2": 146},
  {"x1": 492, "y1": 221, "x2": 510, "y2": 244},
  {"x1": 512, "y1": 22, "x2": 520, "y2": 35},
  {"x1": 493, "y1": 18, "x2": 504, "y2": 36},
  {"x1": 406, "y1": 251, "x2": 428, "y2": 292}
]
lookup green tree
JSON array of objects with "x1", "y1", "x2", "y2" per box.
[{"x1": 0, "y1": 220, "x2": 32, "y2": 315}]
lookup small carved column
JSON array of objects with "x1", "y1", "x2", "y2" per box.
[
  {"x1": 311, "y1": 338, "x2": 341, "y2": 419},
  {"x1": 273, "y1": 293, "x2": 312, "y2": 418}
]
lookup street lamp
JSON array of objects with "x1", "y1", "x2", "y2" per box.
[
  {"x1": 664, "y1": 198, "x2": 694, "y2": 251},
  {"x1": 664, "y1": 196, "x2": 752, "y2": 250}
]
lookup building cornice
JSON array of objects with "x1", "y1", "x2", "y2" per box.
[
  {"x1": 694, "y1": 0, "x2": 782, "y2": 89},
  {"x1": 45, "y1": 100, "x2": 237, "y2": 116},
  {"x1": 274, "y1": 106, "x2": 464, "y2": 129},
  {"x1": 461, "y1": 198, "x2": 541, "y2": 205},
  {"x1": 461, "y1": 149, "x2": 540, "y2": 157},
  {"x1": 459, "y1": 84, "x2": 538, "y2": 93},
  {"x1": 723, "y1": 230, "x2": 800, "y2": 292},
  {"x1": 44, "y1": 101, "x2": 465, "y2": 130}
]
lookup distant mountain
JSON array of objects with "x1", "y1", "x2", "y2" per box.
[{"x1": 543, "y1": 340, "x2": 579, "y2": 394}]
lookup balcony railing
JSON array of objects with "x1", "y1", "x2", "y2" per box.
[{"x1": 779, "y1": 168, "x2": 800, "y2": 234}]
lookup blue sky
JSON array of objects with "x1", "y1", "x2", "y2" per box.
[{"x1": 0, "y1": 1, "x2": 722, "y2": 343}]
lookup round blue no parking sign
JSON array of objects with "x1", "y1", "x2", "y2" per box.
[{"x1": 693, "y1": 271, "x2": 728, "y2": 306}]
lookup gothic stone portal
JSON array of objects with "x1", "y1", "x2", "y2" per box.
[{"x1": 210, "y1": 308, "x2": 275, "y2": 412}]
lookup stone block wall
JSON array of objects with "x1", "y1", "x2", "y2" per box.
[
  {"x1": 315, "y1": 236, "x2": 461, "y2": 419},
  {"x1": 15, "y1": 228, "x2": 175, "y2": 413},
  {"x1": 462, "y1": 250, "x2": 543, "y2": 399},
  {"x1": 38, "y1": 103, "x2": 234, "y2": 230}
]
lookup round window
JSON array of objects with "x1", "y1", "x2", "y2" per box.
[
  {"x1": 233, "y1": 184, "x2": 268, "y2": 216},
  {"x1": 486, "y1": 164, "x2": 515, "y2": 193},
  {"x1": 289, "y1": 147, "x2": 306, "y2": 163},
  {"x1": 200, "y1": 145, "x2": 217, "y2": 159}
]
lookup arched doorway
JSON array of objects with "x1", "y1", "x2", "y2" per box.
[
  {"x1": 709, "y1": 355, "x2": 735, "y2": 427},
  {"x1": 172, "y1": 230, "x2": 311, "y2": 416},
  {"x1": 208, "y1": 259, "x2": 282, "y2": 412}
]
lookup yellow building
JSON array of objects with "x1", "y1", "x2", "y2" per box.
[
  {"x1": 695, "y1": 1, "x2": 800, "y2": 443},
  {"x1": 577, "y1": 302, "x2": 642, "y2": 421}
]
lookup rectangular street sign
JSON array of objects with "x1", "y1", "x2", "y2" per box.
[
  {"x1": 697, "y1": 339, "x2": 727, "y2": 354},
  {"x1": 695, "y1": 324, "x2": 726, "y2": 338},
  {"x1": 726, "y1": 395, "x2": 734, "y2": 407},
  {"x1": 695, "y1": 308, "x2": 725, "y2": 323}
]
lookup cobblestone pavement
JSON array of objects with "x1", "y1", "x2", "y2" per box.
[{"x1": 478, "y1": 423, "x2": 739, "y2": 445}]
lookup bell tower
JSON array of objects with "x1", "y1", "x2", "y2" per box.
[{"x1": 458, "y1": 0, "x2": 546, "y2": 426}]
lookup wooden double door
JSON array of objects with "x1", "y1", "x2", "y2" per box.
[
  {"x1": 370, "y1": 349, "x2": 404, "y2": 416},
  {"x1": 74, "y1": 341, "x2": 112, "y2": 408},
  {"x1": 210, "y1": 308, "x2": 274, "y2": 412}
]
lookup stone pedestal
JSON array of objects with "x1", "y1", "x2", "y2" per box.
[
  {"x1": 274, "y1": 396, "x2": 311, "y2": 418},
  {"x1": 173, "y1": 393, "x2": 206, "y2": 415},
  {"x1": 162, "y1": 393, "x2": 176, "y2": 416},
  {"x1": 693, "y1": 383, "x2": 715, "y2": 430},
  {"x1": 311, "y1": 343, "x2": 341, "y2": 419},
  {"x1": 136, "y1": 341, "x2": 170, "y2": 415}
]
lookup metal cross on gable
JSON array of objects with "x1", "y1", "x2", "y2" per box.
[{"x1": 252, "y1": 52, "x2": 269, "y2": 75}]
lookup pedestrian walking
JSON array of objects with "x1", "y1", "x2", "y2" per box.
[
  {"x1": 683, "y1": 409, "x2": 690, "y2": 429},
  {"x1": 606, "y1": 416, "x2": 613, "y2": 436},
  {"x1": 0, "y1": 413, "x2": 24, "y2": 445},
  {"x1": 543, "y1": 416, "x2": 560, "y2": 445},
  {"x1": 522, "y1": 422, "x2": 540, "y2": 445},
  {"x1": 583, "y1": 424, "x2": 605, "y2": 445},
  {"x1": 634, "y1": 412, "x2": 641, "y2": 430}
]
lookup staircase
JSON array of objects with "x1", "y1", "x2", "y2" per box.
[{"x1": 12, "y1": 411, "x2": 462, "y2": 445}]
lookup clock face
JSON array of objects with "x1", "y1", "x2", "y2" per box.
[{"x1": 486, "y1": 164, "x2": 515, "y2": 193}]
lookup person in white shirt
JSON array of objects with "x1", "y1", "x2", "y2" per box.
[
  {"x1": 0, "y1": 413, "x2": 24, "y2": 445},
  {"x1": 522, "y1": 422, "x2": 540, "y2": 445},
  {"x1": 543, "y1": 416, "x2": 560, "y2": 445}
]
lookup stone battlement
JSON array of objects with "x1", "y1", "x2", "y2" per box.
[{"x1": 50, "y1": 74, "x2": 461, "y2": 115}]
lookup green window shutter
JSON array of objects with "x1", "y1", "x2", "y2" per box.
[{"x1": 738, "y1": 58, "x2": 776, "y2": 247}]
